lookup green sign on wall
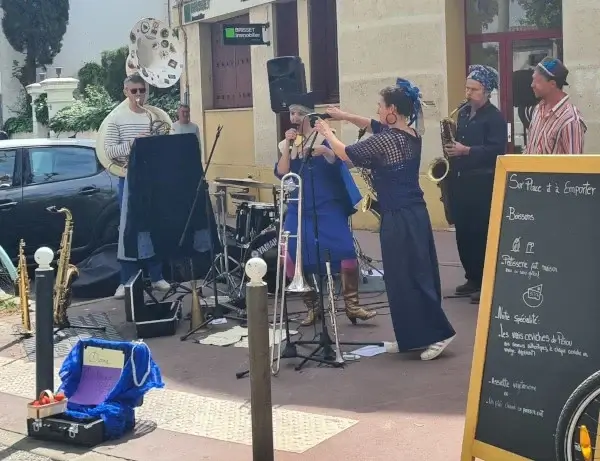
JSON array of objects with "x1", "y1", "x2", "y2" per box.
[
  {"x1": 182, "y1": 0, "x2": 210, "y2": 25},
  {"x1": 222, "y1": 24, "x2": 269, "y2": 46}
]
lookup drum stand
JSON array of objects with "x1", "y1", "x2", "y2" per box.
[
  {"x1": 200, "y1": 191, "x2": 243, "y2": 298},
  {"x1": 350, "y1": 218, "x2": 384, "y2": 282}
]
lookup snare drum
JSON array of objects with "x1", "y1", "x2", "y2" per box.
[{"x1": 234, "y1": 202, "x2": 277, "y2": 246}]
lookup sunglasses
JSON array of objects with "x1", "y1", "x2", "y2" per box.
[{"x1": 129, "y1": 88, "x2": 147, "y2": 95}]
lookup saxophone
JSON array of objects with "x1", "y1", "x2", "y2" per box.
[
  {"x1": 47, "y1": 206, "x2": 79, "y2": 328},
  {"x1": 427, "y1": 99, "x2": 469, "y2": 225},
  {"x1": 355, "y1": 127, "x2": 380, "y2": 221},
  {"x1": 17, "y1": 239, "x2": 32, "y2": 337}
]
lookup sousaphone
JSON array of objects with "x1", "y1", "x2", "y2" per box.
[{"x1": 96, "y1": 18, "x2": 184, "y2": 177}]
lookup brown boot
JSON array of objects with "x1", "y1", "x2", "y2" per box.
[
  {"x1": 300, "y1": 291, "x2": 320, "y2": 326},
  {"x1": 341, "y1": 265, "x2": 376, "y2": 324}
]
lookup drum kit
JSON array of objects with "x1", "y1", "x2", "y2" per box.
[
  {"x1": 204, "y1": 175, "x2": 382, "y2": 307},
  {"x1": 202, "y1": 177, "x2": 282, "y2": 304}
]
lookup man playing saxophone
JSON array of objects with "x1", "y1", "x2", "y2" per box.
[
  {"x1": 444, "y1": 65, "x2": 507, "y2": 304},
  {"x1": 104, "y1": 73, "x2": 170, "y2": 299},
  {"x1": 275, "y1": 92, "x2": 374, "y2": 326}
]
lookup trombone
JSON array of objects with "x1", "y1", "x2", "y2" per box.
[
  {"x1": 325, "y1": 252, "x2": 344, "y2": 365},
  {"x1": 271, "y1": 172, "x2": 312, "y2": 376}
]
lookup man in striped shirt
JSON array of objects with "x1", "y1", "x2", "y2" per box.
[
  {"x1": 105, "y1": 73, "x2": 170, "y2": 299},
  {"x1": 525, "y1": 57, "x2": 586, "y2": 155}
]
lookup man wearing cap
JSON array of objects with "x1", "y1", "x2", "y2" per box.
[
  {"x1": 275, "y1": 92, "x2": 374, "y2": 326},
  {"x1": 526, "y1": 57, "x2": 586, "y2": 155},
  {"x1": 444, "y1": 65, "x2": 508, "y2": 305}
]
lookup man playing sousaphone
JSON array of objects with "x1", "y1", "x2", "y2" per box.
[
  {"x1": 105, "y1": 73, "x2": 170, "y2": 299},
  {"x1": 275, "y1": 92, "x2": 375, "y2": 326}
]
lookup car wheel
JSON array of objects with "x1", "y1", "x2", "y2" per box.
[{"x1": 99, "y1": 215, "x2": 120, "y2": 245}]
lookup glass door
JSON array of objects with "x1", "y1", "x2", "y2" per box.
[
  {"x1": 509, "y1": 38, "x2": 563, "y2": 153},
  {"x1": 464, "y1": 0, "x2": 563, "y2": 153}
]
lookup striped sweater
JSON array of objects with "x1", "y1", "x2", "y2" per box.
[{"x1": 104, "y1": 108, "x2": 151, "y2": 163}]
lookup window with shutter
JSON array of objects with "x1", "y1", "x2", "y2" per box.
[
  {"x1": 211, "y1": 14, "x2": 253, "y2": 109},
  {"x1": 309, "y1": 0, "x2": 339, "y2": 104}
]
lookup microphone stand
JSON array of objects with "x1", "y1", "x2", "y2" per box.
[
  {"x1": 293, "y1": 127, "x2": 385, "y2": 370},
  {"x1": 180, "y1": 125, "x2": 245, "y2": 342},
  {"x1": 235, "y1": 125, "x2": 383, "y2": 379}
]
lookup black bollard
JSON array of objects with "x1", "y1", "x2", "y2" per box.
[
  {"x1": 34, "y1": 247, "x2": 55, "y2": 397},
  {"x1": 245, "y1": 257, "x2": 274, "y2": 461}
]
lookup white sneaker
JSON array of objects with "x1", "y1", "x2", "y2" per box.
[
  {"x1": 114, "y1": 284, "x2": 125, "y2": 299},
  {"x1": 152, "y1": 279, "x2": 171, "y2": 292},
  {"x1": 384, "y1": 341, "x2": 399, "y2": 353},
  {"x1": 420, "y1": 335, "x2": 455, "y2": 361}
]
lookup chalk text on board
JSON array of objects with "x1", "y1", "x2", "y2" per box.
[
  {"x1": 506, "y1": 207, "x2": 535, "y2": 221},
  {"x1": 500, "y1": 254, "x2": 558, "y2": 279},
  {"x1": 508, "y1": 173, "x2": 596, "y2": 196},
  {"x1": 489, "y1": 377, "x2": 537, "y2": 398},
  {"x1": 495, "y1": 305, "x2": 540, "y2": 325},
  {"x1": 497, "y1": 323, "x2": 589, "y2": 358},
  {"x1": 485, "y1": 396, "x2": 544, "y2": 418},
  {"x1": 563, "y1": 181, "x2": 596, "y2": 196},
  {"x1": 508, "y1": 174, "x2": 543, "y2": 192}
]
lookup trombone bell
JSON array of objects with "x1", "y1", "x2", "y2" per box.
[{"x1": 286, "y1": 273, "x2": 312, "y2": 292}]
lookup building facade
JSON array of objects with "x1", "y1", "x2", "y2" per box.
[{"x1": 177, "y1": 0, "x2": 599, "y2": 230}]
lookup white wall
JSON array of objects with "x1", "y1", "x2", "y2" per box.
[
  {"x1": 187, "y1": 0, "x2": 275, "y2": 22},
  {"x1": 54, "y1": 0, "x2": 170, "y2": 78}
]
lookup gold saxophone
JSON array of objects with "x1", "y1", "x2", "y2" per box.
[
  {"x1": 355, "y1": 127, "x2": 380, "y2": 221},
  {"x1": 48, "y1": 206, "x2": 79, "y2": 328},
  {"x1": 17, "y1": 239, "x2": 32, "y2": 337},
  {"x1": 427, "y1": 99, "x2": 469, "y2": 184},
  {"x1": 427, "y1": 99, "x2": 469, "y2": 226}
]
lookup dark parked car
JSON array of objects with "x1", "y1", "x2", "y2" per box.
[{"x1": 0, "y1": 138, "x2": 120, "y2": 264}]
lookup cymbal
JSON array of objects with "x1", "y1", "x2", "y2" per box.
[{"x1": 214, "y1": 177, "x2": 278, "y2": 190}]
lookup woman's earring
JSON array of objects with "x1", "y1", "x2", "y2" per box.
[{"x1": 386, "y1": 113, "x2": 398, "y2": 125}]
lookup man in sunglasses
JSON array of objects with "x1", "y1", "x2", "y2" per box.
[
  {"x1": 526, "y1": 57, "x2": 587, "y2": 155},
  {"x1": 105, "y1": 73, "x2": 170, "y2": 299}
]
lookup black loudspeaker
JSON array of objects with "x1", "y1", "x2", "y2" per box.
[
  {"x1": 266, "y1": 56, "x2": 306, "y2": 113},
  {"x1": 513, "y1": 69, "x2": 539, "y2": 108}
]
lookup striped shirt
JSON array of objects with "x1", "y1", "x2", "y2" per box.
[
  {"x1": 524, "y1": 95, "x2": 586, "y2": 155},
  {"x1": 104, "y1": 109, "x2": 150, "y2": 164}
]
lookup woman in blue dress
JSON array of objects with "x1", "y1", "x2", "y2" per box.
[
  {"x1": 275, "y1": 92, "x2": 376, "y2": 326},
  {"x1": 315, "y1": 79, "x2": 456, "y2": 360}
]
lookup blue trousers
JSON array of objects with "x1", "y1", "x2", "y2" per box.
[{"x1": 118, "y1": 177, "x2": 163, "y2": 284}]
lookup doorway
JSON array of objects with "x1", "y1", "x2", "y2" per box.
[{"x1": 464, "y1": 0, "x2": 562, "y2": 153}]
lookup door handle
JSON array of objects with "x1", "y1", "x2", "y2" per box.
[
  {"x1": 78, "y1": 186, "x2": 99, "y2": 196},
  {"x1": 0, "y1": 201, "x2": 17, "y2": 210},
  {"x1": 507, "y1": 122, "x2": 512, "y2": 143}
]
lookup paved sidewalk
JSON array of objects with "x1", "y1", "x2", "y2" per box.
[
  {"x1": 0, "y1": 230, "x2": 474, "y2": 461},
  {"x1": 0, "y1": 428, "x2": 133, "y2": 461}
]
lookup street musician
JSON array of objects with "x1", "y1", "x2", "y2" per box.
[
  {"x1": 275, "y1": 92, "x2": 375, "y2": 326},
  {"x1": 444, "y1": 65, "x2": 507, "y2": 304}
]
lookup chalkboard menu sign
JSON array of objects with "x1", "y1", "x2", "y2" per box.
[{"x1": 461, "y1": 156, "x2": 600, "y2": 461}]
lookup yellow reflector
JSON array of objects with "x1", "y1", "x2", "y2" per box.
[{"x1": 580, "y1": 425, "x2": 592, "y2": 461}]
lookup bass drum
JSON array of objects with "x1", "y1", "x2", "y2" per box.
[
  {"x1": 225, "y1": 225, "x2": 278, "y2": 299},
  {"x1": 245, "y1": 227, "x2": 278, "y2": 294}
]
